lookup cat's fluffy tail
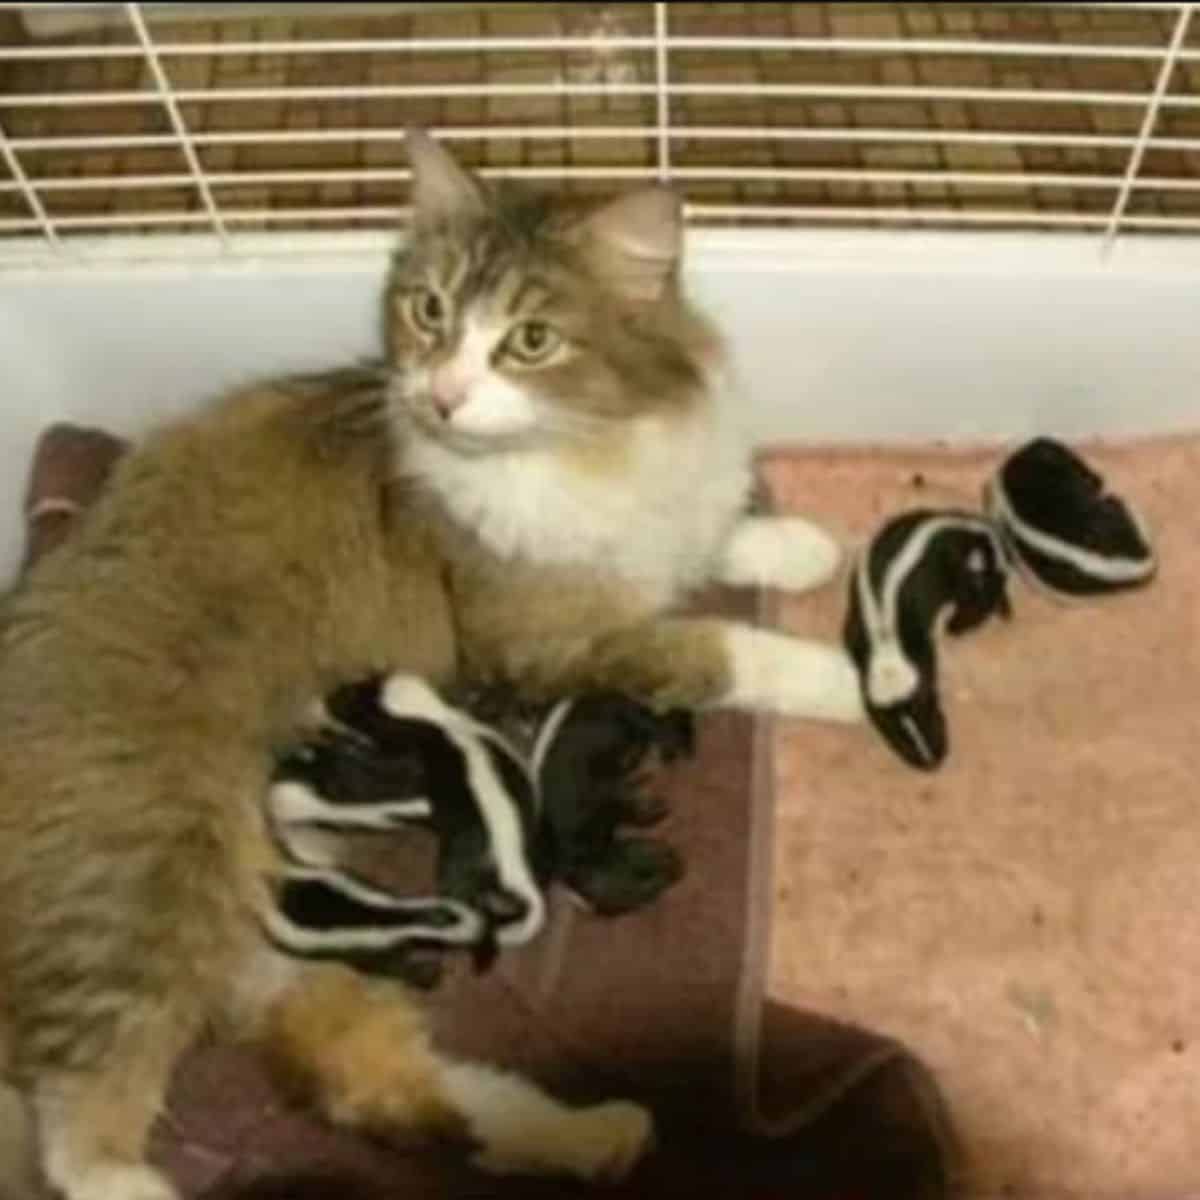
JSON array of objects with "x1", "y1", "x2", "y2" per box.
[{"x1": 0, "y1": 1082, "x2": 39, "y2": 1199}]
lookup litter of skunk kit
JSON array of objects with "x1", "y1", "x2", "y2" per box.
[
  {"x1": 849, "y1": 439, "x2": 1157, "y2": 771},
  {"x1": 264, "y1": 674, "x2": 693, "y2": 986}
]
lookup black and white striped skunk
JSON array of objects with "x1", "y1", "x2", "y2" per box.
[
  {"x1": 265, "y1": 675, "x2": 544, "y2": 987},
  {"x1": 533, "y1": 691, "x2": 690, "y2": 917},
  {"x1": 844, "y1": 510, "x2": 1011, "y2": 770},
  {"x1": 986, "y1": 438, "x2": 1156, "y2": 598}
]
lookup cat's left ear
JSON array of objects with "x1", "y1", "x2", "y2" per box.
[{"x1": 575, "y1": 186, "x2": 682, "y2": 304}]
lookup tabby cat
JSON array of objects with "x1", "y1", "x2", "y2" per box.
[{"x1": 0, "y1": 131, "x2": 862, "y2": 1200}]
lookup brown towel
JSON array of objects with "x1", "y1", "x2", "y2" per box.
[
  {"x1": 20, "y1": 422, "x2": 127, "y2": 571},
  {"x1": 18, "y1": 422, "x2": 957, "y2": 1200}
]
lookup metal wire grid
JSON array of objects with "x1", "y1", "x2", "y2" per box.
[{"x1": 0, "y1": 1, "x2": 1198, "y2": 264}]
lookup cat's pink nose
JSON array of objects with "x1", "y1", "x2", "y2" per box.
[{"x1": 430, "y1": 370, "x2": 468, "y2": 420}]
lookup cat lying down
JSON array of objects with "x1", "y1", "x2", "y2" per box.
[{"x1": 264, "y1": 675, "x2": 694, "y2": 986}]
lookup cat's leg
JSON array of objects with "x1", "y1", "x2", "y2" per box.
[
  {"x1": 558, "y1": 617, "x2": 864, "y2": 722},
  {"x1": 717, "y1": 514, "x2": 842, "y2": 594},
  {"x1": 0, "y1": 1081, "x2": 39, "y2": 1200},
  {"x1": 30, "y1": 1024, "x2": 186, "y2": 1200},
  {"x1": 256, "y1": 962, "x2": 653, "y2": 1182},
  {"x1": 438, "y1": 1061, "x2": 652, "y2": 1181}
]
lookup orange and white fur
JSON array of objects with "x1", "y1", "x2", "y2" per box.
[{"x1": 0, "y1": 132, "x2": 860, "y2": 1200}]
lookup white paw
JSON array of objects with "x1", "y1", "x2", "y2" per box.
[
  {"x1": 719, "y1": 516, "x2": 842, "y2": 594},
  {"x1": 55, "y1": 1163, "x2": 179, "y2": 1200},
  {"x1": 472, "y1": 1099, "x2": 654, "y2": 1183},
  {"x1": 723, "y1": 628, "x2": 865, "y2": 723}
]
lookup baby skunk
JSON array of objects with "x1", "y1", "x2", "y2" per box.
[
  {"x1": 533, "y1": 691, "x2": 691, "y2": 916},
  {"x1": 986, "y1": 438, "x2": 1156, "y2": 598},
  {"x1": 265, "y1": 675, "x2": 544, "y2": 988},
  {"x1": 845, "y1": 510, "x2": 1011, "y2": 770}
]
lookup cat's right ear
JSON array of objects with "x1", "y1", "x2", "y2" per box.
[
  {"x1": 575, "y1": 186, "x2": 683, "y2": 304},
  {"x1": 405, "y1": 128, "x2": 486, "y2": 226}
]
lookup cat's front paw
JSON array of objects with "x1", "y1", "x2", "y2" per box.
[
  {"x1": 719, "y1": 516, "x2": 842, "y2": 594},
  {"x1": 52, "y1": 1163, "x2": 180, "y2": 1200},
  {"x1": 472, "y1": 1099, "x2": 654, "y2": 1183}
]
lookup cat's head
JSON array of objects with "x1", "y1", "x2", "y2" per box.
[{"x1": 384, "y1": 130, "x2": 715, "y2": 455}]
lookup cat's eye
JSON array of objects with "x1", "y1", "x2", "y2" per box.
[
  {"x1": 409, "y1": 287, "x2": 446, "y2": 334},
  {"x1": 504, "y1": 320, "x2": 562, "y2": 365}
]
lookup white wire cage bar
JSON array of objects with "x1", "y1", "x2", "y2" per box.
[
  {"x1": 3, "y1": 34, "x2": 1200, "y2": 61},
  {"x1": 0, "y1": 1, "x2": 1197, "y2": 265}
]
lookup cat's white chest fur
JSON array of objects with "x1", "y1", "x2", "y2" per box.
[{"x1": 404, "y1": 396, "x2": 752, "y2": 606}]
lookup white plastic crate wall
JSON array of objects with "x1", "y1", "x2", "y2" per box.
[{"x1": 4, "y1": 0, "x2": 1200, "y2": 576}]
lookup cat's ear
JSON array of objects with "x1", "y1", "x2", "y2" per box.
[
  {"x1": 576, "y1": 187, "x2": 682, "y2": 304},
  {"x1": 405, "y1": 128, "x2": 486, "y2": 225}
]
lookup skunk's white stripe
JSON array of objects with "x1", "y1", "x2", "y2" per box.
[
  {"x1": 280, "y1": 865, "x2": 444, "y2": 911},
  {"x1": 266, "y1": 779, "x2": 433, "y2": 868},
  {"x1": 466, "y1": 720, "x2": 537, "y2": 797},
  {"x1": 381, "y1": 675, "x2": 545, "y2": 946},
  {"x1": 868, "y1": 513, "x2": 1005, "y2": 639},
  {"x1": 264, "y1": 906, "x2": 480, "y2": 955},
  {"x1": 271, "y1": 826, "x2": 341, "y2": 870},
  {"x1": 899, "y1": 714, "x2": 937, "y2": 767},
  {"x1": 855, "y1": 513, "x2": 1005, "y2": 708},
  {"x1": 266, "y1": 781, "x2": 333, "y2": 867},
  {"x1": 267, "y1": 779, "x2": 433, "y2": 829},
  {"x1": 529, "y1": 698, "x2": 575, "y2": 799},
  {"x1": 299, "y1": 797, "x2": 432, "y2": 827},
  {"x1": 986, "y1": 479, "x2": 1155, "y2": 584},
  {"x1": 266, "y1": 866, "x2": 484, "y2": 952},
  {"x1": 853, "y1": 553, "x2": 918, "y2": 706}
]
